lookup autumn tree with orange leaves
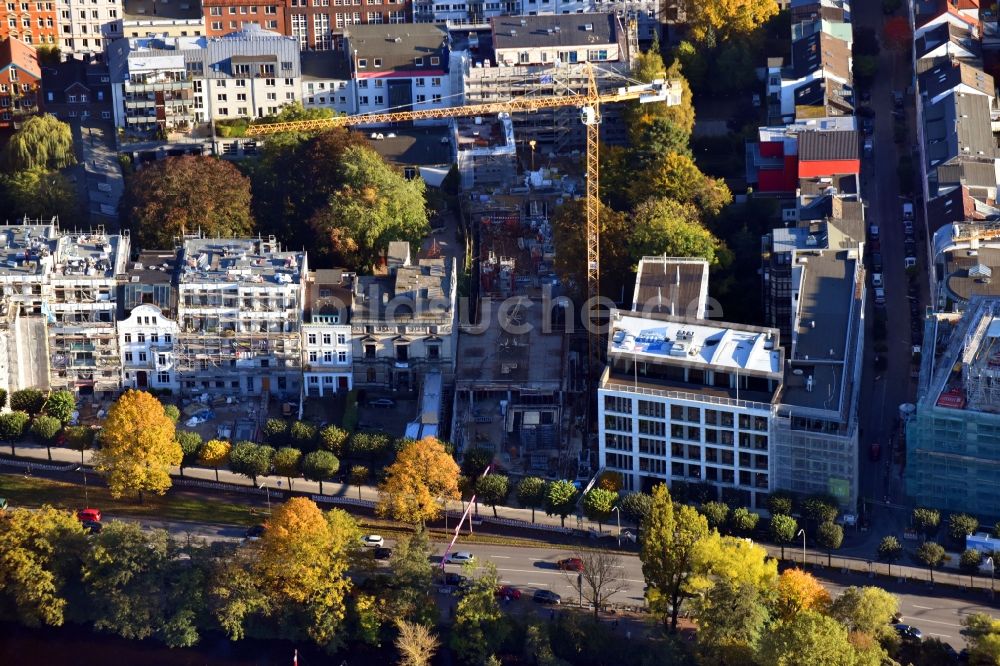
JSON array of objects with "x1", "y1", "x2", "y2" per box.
[
  {"x1": 774, "y1": 568, "x2": 831, "y2": 621},
  {"x1": 377, "y1": 437, "x2": 460, "y2": 524}
]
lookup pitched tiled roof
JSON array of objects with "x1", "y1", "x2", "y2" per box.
[
  {"x1": 0, "y1": 37, "x2": 40, "y2": 79},
  {"x1": 798, "y1": 129, "x2": 859, "y2": 161}
]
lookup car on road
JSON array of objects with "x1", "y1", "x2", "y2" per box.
[
  {"x1": 902, "y1": 202, "x2": 915, "y2": 220},
  {"x1": 904, "y1": 241, "x2": 916, "y2": 258},
  {"x1": 367, "y1": 398, "x2": 396, "y2": 408},
  {"x1": 497, "y1": 585, "x2": 522, "y2": 600},
  {"x1": 557, "y1": 557, "x2": 584, "y2": 572},
  {"x1": 445, "y1": 551, "x2": 475, "y2": 564},
  {"x1": 893, "y1": 91, "x2": 904, "y2": 109},
  {"x1": 874, "y1": 288, "x2": 886, "y2": 307},
  {"x1": 872, "y1": 273, "x2": 883, "y2": 288},
  {"x1": 872, "y1": 253, "x2": 883, "y2": 273},
  {"x1": 533, "y1": 589, "x2": 562, "y2": 605},
  {"x1": 894, "y1": 624, "x2": 923, "y2": 641},
  {"x1": 245, "y1": 524, "x2": 266, "y2": 541},
  {"x1": 77, "y1": 508, "x2": 102, "y2": 523},
  {"x1": 904, "y1": 257, "x2": 917, "y2": 269},
  {"x1": 82, "y1": 520, "x2": 102, "y2": 534},
  {"x1": 863, "y1": 138, "x2": 874, "y2": 157},
  {"x1": 374, "y1": 547, "x2": 393, "y2": 560},
  {"x1": 361, "y1": 534, "x2": 385, "y2": 548},
  {"x1": 869, "y1": 224, "x2": 880, "y2": 240},
  {"x1": 443, "y1": 572, "x2": 468, "y2": 587},
  {"x1": 862, "y1": 118, "x2": 874, "y2": 135}
]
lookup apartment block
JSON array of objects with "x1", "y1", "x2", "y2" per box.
[
  {"x1": 59, "y1": 0, "x2": 123, "y2": 55},
  {"x1": 121, "y1": 0, "x2": 204, "y2": 40},
  {"x1": 302, "y1": 268, "x2": 353, "y2": 397},
  {"x1": 931, "y1": 221, "x2": 1000, "y2": 311},
  {"x1": 204, "y1": 0, "x2": 282, "y2": 39},
  {"x1": 118, "y1": 250, "x2": 180, "y2": 392},
  {"x1": 174, "y1": 236, "x2": 306, "y2": 399},
  {"x1": 352, "y1": 241, "x2": 457, "y2": 392},
  {"x1": 301, "y1": 49, "x2": 353, "y2": 113},
  {"x1": 288, "y1": 0, "x2": 410, "y2": 50},
  {"x1": 463, "y1": 13, "x2": 634, "y2": 150},
  {"x1": 598, "y1": 310, "x2": 784, "y2": 509},
  {"x1": 0, "y1": 36, "x2": 41, "y2": 130},
  {"x1": 0, "y1": 0, "x2": 58, "y2": 46},
  {"x1": 906, "y1": 297, "x2": 1000, "y2": 519}
]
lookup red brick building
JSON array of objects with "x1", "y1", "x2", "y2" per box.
[
  {"x1": 0, "y1": 0, "x2": 58, "y2": 47},
  {"x1": 203, "y1": 0, "x2": 411, "y2": 50},
  {"x1": 0, "y1": 36, "x2": 41, "y2": 130}
]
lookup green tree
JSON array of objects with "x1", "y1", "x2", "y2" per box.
[
  {"x1": 679, "y1": 0, "x2": 779, "y2": 43},
  {"x1": 461, "y1": 446, "x2": 495, "y2": 479},
  {"x1": 301, "y1": 449, "x2": 340, "y2": 494},
  {"x1": 618, "y1": 491, "x2": 652, "y2": 525},
  {"x1": 262, "y1": 418, "x2": 289, "y2": 446},
  {"x1": 730, "y1": 507, "x2": 760, "y2": 536},
  {"x1": 912, "y1": 507, "x2": 940, "y2": 537},
  {"x1": 309, "y1": 145, "x2": 428, "y2": 270},
  {"x1": 948, "y1": 513, "x2": 980, "y2": 544},
  {"x1": 674, "y1": 40, "x2": 708, "y2": 92},
  {"x1": 829, "y1": 586, "x2": 899, "y2": 638},
  {"x1": 695, "y1": 579, "x2": 773, "y2": 665},
  {"x1": 198, "y1": 438, "x2": 231, "y2": 482},
  {"x1": 544, "y1": 480, "x2": 578, "y2": 528},
  {"x1": 711, "y1": 42, "x2": 758, "y2": 95},
  {"x1": 816, "y1": 522, "x2": 844, "y2": 567},
  {"x1": 175, "y1": 431, "x2": 202, "y2": 477},
  {"x1": 628, "y1": 197, "x2": 722, "y2": 264},
  {"x1": 125, "y1": 156, "x2": 254, "y2": 249},
  {"x1": 273, "y1": 446, "x2": 303, "y2": 490},
  {"x1": 0, "y1": 506, "x2": 87, "y2": 627},
  {"x1": 290, "y1": 421, "x2": 317, "y2": 449},
  {"x1": 632, "y1": 116, "x2": 692, "y2": 165},
  {"x1": 3, "y1": 114, "x2": 75, "y2": 171},
  {"x1": 318, "y1": 424, "x2": 349, "y2": 455},
  {"x1": 11, "y1": 389, "x2": 45, "y2": 415},
  {"x1": 228, "y1": 441, "x2": 276, "y2": 486},
  {"x1": 0, "y1": 388, "x2": 7, "y2": 410},
  {"x1": 582, "y1": 487, "x2": 617, "y2": 531},
  {"x1": 349, "y1": 464, "x2": 369, "y2": 500},
  {"x1": 30, "y1": 415, "x2": 61, "y2": 459},
  {"x1": 0, "y1": 410, "x2": 29, "y2": 453},
  {"x1": 960, "y1": 549, "x2": 983, "y2": 586},
  {"x1": 550, "y1": 199, "x2": 633, "y2": 300},
  {"x1": 962, "y1": 613, "x2": 1000, "y2": 666},
  {"x1": 387, "y1": 525, "x2": 437, "y2": 625},
  {"x1": 756, "y1": 610, "x2": 859, "y2": 666},
  {"x1": 82, "y1": 521, "x2": 171, "y2": 641},
  {"x1": 877, "y1": 536, "x2": 903, "y2": 577},
  {"x1": 516, "y1": 476, "x2": 548, "y2": 523},
  {"x1": 476, "y1": 473, "x2": 511, "y2": 518},
  {"x1": 259, "y1": 101, "x2": 336, "y2": 125},
  {"x1": 349, "y1": 431, "x2": 392, "y2": 459},
  {"x1": 629, "y1": 152, "x2": 732, "y2": 216},
  {"x1": 1, "y1": 168, "x2": 80, "y2": 222},
  {"x1": 64, "y1": 425, "x2": 95, "y2": 463},
  {"x1": 916, "y1": 541, "x2": 946, "y2": 583},
  {"x1": 450, "y1": 562, "x2": 507, "y2": 665},
  {"x1": 92, "y1": 390, "x2": 181, "y2": 501},
  {"x1": 162, "y1": 404, "x2": 180, "y2": 423},
  {"x1": 627, "y1": 42, "x2": 695, "y2": 138},
  {"x1": 700, "y1": 501, "x2": 730, "y2": 531},
  {"x1": 640, "y1": 484, "x2": 710, "y2": 631},
  {"x1": 767, "y1": 492, "x2": 795, "y2": 517},
  {"x1": 803, "y1": 496, "x2": 840, "y2": 524},
  {"x1": 770, "y1": 514, "x2": 798, "y2": 560}
]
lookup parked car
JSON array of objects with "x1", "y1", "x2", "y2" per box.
[
  {"x1": 902, "y1": 201, "x2": 915, "y2": 220},
  {"x1": 904, "y1": 257, "x2": 917, "y2": 269},
  {"x1": 533, "y1": 589, "x2": 562, "y2": 605},
  {"x1": 245, "y1": 524, "x2": 266, "y2": 541},
  {"x1": 872, "y1": 273, "x2": 884, "y2": 288},
  {"x1": 863, "y1": 138, "x2": 874, "y2": 157},
  {"x1": 497, "y1": 585, "x2": 522, "y2": 600},
  {"x1": 868, "y1": 240, "x2": 881, "y2": 253},
  {"x1": 82, "y1": 520, "x2": 103, "y2": 534},
  {"x1": 557, "y1": 557, "x2": 584, "y2": 572},
  {"x1": 445, "y1": 551, "x2": 475, "y2": 564},
  {"x1": 367, "y1": 398, "x2": 396, "y2": 408},
  {"x1": 904, "y1": 241, "x2": 916, "y2": 258},
  {"x1": 874, "y1": 288, "x2": 886, "y2": 306},
  {"x1": 903, "y1": 220, "x2": 914, "y2": 235},
  {"x1": 361, "y1": 534, "x2": 385, "y2": 548},
  {"x1": 374, "y1": 547, "x2": 393, "y2": 560},
  {"x1": 443, "y1": 572, "x2": 468, "y2": 587},
  {"x1": 862, "y1": 117, "x2": 874, "y2": 135},
  {"x1": 894, "y1": 624, "x2": 923, "y2": 641},
  {"x1": 76, "y1": 508, "x2": 102, "y2": 523},
  {"x1": 872, "y1": 253, "x2": 883, "y2": 273},
  {"x1": 869, "y1": 224, "x2": 880, "y2": 240}
]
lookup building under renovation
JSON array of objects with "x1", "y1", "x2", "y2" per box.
[
  {"x1": 907, "y1": 297, "x2": 1000, "y2": 518},
  {"x1": 174, "y1": 236, "x2": 306, "y2": 399}
]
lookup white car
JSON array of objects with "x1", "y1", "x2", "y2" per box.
[
  {"x1": 444, "y1": 551, "x2": 475, "y2": 564},
  {"x1": 872, "y1": 273, "x2": 883, "y2": 288},
  {"x1": 361, "y1": 534, "x2": 384, "y2": 548}
]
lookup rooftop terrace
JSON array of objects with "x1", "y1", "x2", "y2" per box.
[
  {"x1": 0, "y1": 224, "x2": 58, "y2": 278},
  {"x1": 178, "y1": 238, "x2": 304, "y2": 286}
]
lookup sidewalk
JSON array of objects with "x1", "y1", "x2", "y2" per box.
[{"x1": 5, "y1": 442, "x2": 999, "y2": 595}]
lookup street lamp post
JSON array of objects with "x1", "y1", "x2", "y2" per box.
[
  {"x1": 258, "y1": 482, "x2": 271, "y2": 515},
  {"x1": 797, "y1": 529, "x2": 806, "y2": 568},
  {"x1": 987, "y1": 557, "x2": 995, "y2": 598},
  {"x1": 611, "y1": 506, "x2": 622, "y2": 549}
]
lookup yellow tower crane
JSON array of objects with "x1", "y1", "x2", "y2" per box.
[{"x1": 247, "y1": 64, "x2": 680, "y2": 364}]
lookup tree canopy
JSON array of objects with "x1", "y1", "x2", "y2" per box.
[
  {"x1": 377, "y1": 437, "x2": 460, "y2": 524},
  {"x1": 228, "y1": 441, "x2": 275, "y2": 485},
  {"x1": 125, "y1": 156, "x2": 255, "y2": 249},
  {"x1": 92, "y1": 390, "x2": 181, "y2": 500},
  {"x1": 516, "y1": 476, "x2": 547, "y2": 523},
  {"x1": 774, "y1": 569, "x2": 830, "y2": 620},
  {"x1": 1, "y1": 168, "x2": 80, "y2": 222},
  {"x1": 476, "y1": 473, "x2": 511, "y2": 518},
  {"x1": 629, "y1": 197, "x2": 723, "y2": 265},
  {"x1": 544, "y1": 480, "x2": 579, "y2": 528},
  {"x1": 3, "y1": 114, "x2": 76, "y2": 171},
  {"x1": 679, "y1": 0, "x2": 780, "y2": 43},
  {"x1": 629, "y1": 151, "x2": 732, "y2": 217}
]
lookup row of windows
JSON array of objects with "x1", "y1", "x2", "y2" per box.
[
  {"x1": 606, "y1": 453, "x2": 769, "y2": 489},
  {"x1": 123, "y1": 332, "x2": 171, "y2": 344},
  {"x1": 124, "y1": 351, "x2": 169, "y2": 364},
  {"x1": 609, "y1": 438, "x2": 768, "y2": 468},
  {"x1": 306, "y1": 332, "x2": 347, "y2": 345},
  {"x1": 605, "y1": 398, "x2": 769, "y2": 430},
  {"x1": 211, "y1": 18, "x2": 279, "y2": 29},
  {"x1": 6, "y1": 2, "x2": 54, "y2": 10},
  {"x1": 208, "y1": 5, "x2": 279, "y2": 15},
  {"x1": 357, "y1": 55, "x2": 440, "y2": 68},
  {"x1": 308, "y1": 350, "x2": 348, "y2": 363},
  {"x1": 605, "y1": 424, "x2": 768, "y2": 450}
]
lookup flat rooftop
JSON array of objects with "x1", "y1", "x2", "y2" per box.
[
  {"x1": 305, "y1": 268, "x2": 352, "y2": 322},
  {"x1": 126, "y1": 250, "x2": 177, "y2": 286},
  {"x1": 455, "y1": 297, "x2": 565, "y2": 390},
  {"x1": 123, "y1": 0, "x2": 202, "y2": 21},
  {"x1": 365, "y1": 128, "x2": 452, "y2": 167},
  {"x1": 178, "y1": 238, "x2": 304, "y2": 286},
  {"x1": 0, "y1": 224, "x2": 58, "y2": 278},
  {"x1": 53, "y1": 231, "x2": 128, "y2": 280},
  {"x1": 353, "y1": 258, "x2": 454, "y2": 322},
  {"x1": 608, "y1": 312, "x2": 783, "y2": 378},
  {"x1": 456, "y1": 113, "x2": 514, "y2": 154},
  {"x1": 631, "y1": 256, "x2": 709, "y2": 319}
]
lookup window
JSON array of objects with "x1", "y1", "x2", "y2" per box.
[
  {"x1": 432, "y1": 94, "x2": 441, "y2": 103},
  {"x1": 309, "y1": 351, "x2": 318, "y2": 362},
  {"x1": 210, "y1": 6, "x2": 221, "y2": 14},
  {"x1": 218, "y1": 107, "x2": 229, "y2": 115},
  {"x1": 138, "y1": 352, "x2": 147, "y2": 362},
  {"x1": 124, "y1": 352, "x2": 133, "y2": 362},
  {"x1": 415, "y1": 77, "x2": 425, "y2": 87},
  {"x1": 359, "y1": 96, "x2": 369, "y2": 105},
  {"x1": 322, "y1": 333, "x2": 332, "y2": 344},
  {"x1": 431, "y1": 77, "x2": 441, "y2": 86},
  {"x1": 281, "y1": 61, "x2": 292, "y2": 71},
  {"x1": 337, "y1": 333, "x2": 346, "y2": 344},
  {"x1": 157, "y1": 372, "x2": 170, "y2": 383},
  {"x1": 414, "y1": 57, "x2": 423, "y2": 66},
  {"x1": 137, "y1": 333, "x2": 145, "y2": 343},
  {"x1": 357, "y1": 58, "x2": 367, "y2": 68},
  {"x1": 266, "y1": 92, "x2": 277, "y2": 100},
  {"x1": 373, "y1": 58, "x2": 382, "y2": 67},
  {"x1": 265, "y1": 78, "x2": 275, "y2": 86},
  {"x1": 324, "y1": 351, "x2": 333, "y2": 363},
  {"x1": 237, "y1": 93, "x2": 247, "y2": 101},
  {"x1": 374, "y1": 95, "x2": 383, "y2": 105},
  {"x1": 217, "y1": 93, "x2": 227, "y2": 101},
  {"x1": 430, "y1": 56, "x2": 440, "y2": 65},
  {"x1": 211, "y1": 21, "x2": 222, "y2": 30},
  {"x1": 266, "y1": 4, "x2": 277, "y2": 13},
  {"x1": 158, "y1": 354, "x2": 167, "y2": 365},
  {"x1": 364, "y1": 344, "x2": 376, "y2": 359},
  {"x1": 229, "y1": 5, "x2": 236, "y2": 12},
  {"x1": 338, "y1": 351, "x2": 347, "y2": 363}
]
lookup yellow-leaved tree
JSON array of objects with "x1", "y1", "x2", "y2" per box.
[
  {"x1": 774, "y1": 568, "x2": 831, "y2": 621},
  {"x1": 377, "y1": 437, "x2": 460, "y2": 524},
  {"x1": 198, "y1": 438, "x2": 232, "y2": 482},
  {"x1": 92, "y1": 390, "x2": 180, "y2": 501},
  {"x1": 255, "y1": 498, "x2": 360, "y2": 648},
  {"x1": 680, "y1": 0, "x2": 779, "y2": 43}
]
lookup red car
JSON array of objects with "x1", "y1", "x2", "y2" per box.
[
  {"x1": 77, "y1": 508, "x2": 102, "y2": 523},
  {"x1": 497, "y1": 585, "x2": 521, "y2": 600},
  {"x1": 557, "y1": 557, "x2": 584, "y2": 572}
]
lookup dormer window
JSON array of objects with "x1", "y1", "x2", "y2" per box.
[
  {"x1": 414, "y1": 57, "x2": 423, "y2": 66},
  {"x1": 358, "y1": 58, "x2": 367, "y2": 68}
]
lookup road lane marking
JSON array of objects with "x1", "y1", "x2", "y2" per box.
[
  {"x1": 926, "y1": 632, "x2": 952, "y2": 639},
  {"x1": 913, "y1": 605, "x2": 934, "y2": 610},
  {"x1": 907, "y1": 618, "x2": 960, "y2": 628},
  {"x1": 491, "y1": 556, "x2": 511, "y2": 559}
]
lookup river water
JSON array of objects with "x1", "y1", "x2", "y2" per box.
[{"x1": 0, "y1": 622, "x2": 389, "y2": 665}]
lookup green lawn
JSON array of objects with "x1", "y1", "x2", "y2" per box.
[{"x1": 0, "y1": 473, "x2": 258, "y2": 527}]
